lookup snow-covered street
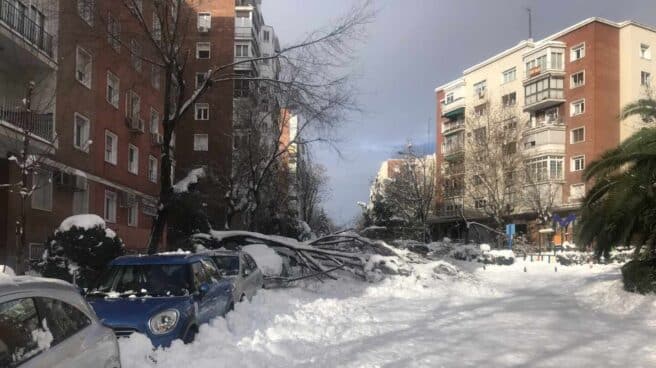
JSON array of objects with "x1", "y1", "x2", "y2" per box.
[{"x1": 120, "y1": 261, "x2": 656, "y2": 368}]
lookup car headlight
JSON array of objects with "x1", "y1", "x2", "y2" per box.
[{"x1": 148, "y1": 309, "x2": 180, "y2": 335}]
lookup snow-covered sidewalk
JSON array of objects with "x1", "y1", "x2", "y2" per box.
[{"x1": 120, "y1": 261, "x2": 656, "y2": 367}]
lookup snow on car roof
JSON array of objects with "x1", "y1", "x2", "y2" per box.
[
  {"x1": 0, "y1": 275, "x2": 75, "y2": 295},
  {"x1": 111, "y1": 253, "x2": 208, "y2": 266}
]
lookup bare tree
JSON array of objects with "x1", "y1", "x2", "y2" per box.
[
  {"x1": 96, "y1": 0, "x2": 375, "y2": 253},
  {"x1": 382, "y1": 144, "x2": 436, "y2": 241},
  {"x1": 297, "y1": 155, "x2": 329, "y2": 229}
]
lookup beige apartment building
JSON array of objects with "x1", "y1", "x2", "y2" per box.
[{"x1": 433, "y1": 18, "x2": 656, "y2": 242}]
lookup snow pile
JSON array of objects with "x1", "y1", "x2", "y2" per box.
[
  {"x1": 173, "y1": 168, "x2": 206, "y2": 193},
  {"x1": 57, "y1": 214, "x2": 106, "y2": 233},
  {"x1": 363, "y1": 255, "x2": 408, "y2": 282},
  {"x1": 119, "y1": 260, "x2": 656, "y2": 367},
  {"x1": 242, "y1": 244, "x2": 283, "y2": 276},
  {"x1": 479, "y1": 243, "x2": 491, "y2": 252},
  {"x1": 0, "y1": 265, "x2": 15, "y2": 276}
]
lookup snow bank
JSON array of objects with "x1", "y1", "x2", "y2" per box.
[
  {"x1": 57, "y1": 214, "x2": 106, "y2": 233},
  {"x1": 0, "y1": 265, "x2": 15, "y2": 276},
  {"x1": 479, "y1": 243, "x2": 491, "y2": 252},
  {"x1": 173, "y1": 168, "x2": 206, "y2": 193},
  {"x1": 243, "y1": 244, "x2": 283, "y2": 276}
]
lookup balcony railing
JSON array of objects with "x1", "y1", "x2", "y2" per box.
[
  {"x1": 0, "y1": 0, "x2": 53, "y2": 57},
  {"x1": 443, "y1": 119, "x2": 464, "y2": 134},
  {"x1": 442, "y1": 143, "x2": 464, "y2": 156},
  {"x1": 525, "y1": 116, "x2": 564, "y2": 129},
  {"x1": 524, "y1": 64, "x2": 564, "y2": 79},
  {"x1": 0, "y1": 101, "x2": 53, "y2": 141}
]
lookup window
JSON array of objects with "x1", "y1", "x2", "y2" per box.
[
  {"x1": 263, "y1": 30, "x2": 270, "y2": 42},
  {"x1": 571, "y1": 155, "x2": 585, "y2": 172},
  {"x1": 641, "y1": 43, "x2": 651, "y2": 60},
  {"x1": 195, "y1": 103, "x2": 209, "y2": 120},
  {"x1": 74, "y1": 113, "x2": 90, "y2": 152},
  {"x1": 570, "y1": 43, "x2": 585, "y2": 61},
  {"x1": 38, "y1": 298, "x2": 91, "y2": 344},
  {"x1": 474, "y1": 104, "x2": 487, "y2": 117},
  {"x1": 473, "y1": 127, "x2": 486, "y2": 144},
  {"x1": 571, "y1": 127, "x2": 585, "y2": 143},
  {"x1": 474, "y1": 199, "x2": 487, "y2": 209},
  {"x1": 31, "y1": 170, "x2": 53, "y2": 211},
  {"x1": 107, "y1": 12, "x2": 120, "y2": 51},
  {"x1": 445, "y1": 92, "x2": 454, "y2": 104},
  {"x1": 151, "y1": 65, "x2": 161, "y2": 90},
  {"x1": 106, "y1": 71, "x2": 119, "y2": 107},
  {"x1": 235, "y1": 44, "x2": 249, "y2": 57},
  {"x1": 551, "y1": 51, "x2": 563, "y2": 70},
  {"x1": 502, "y1": 67, "x2": 516, "y2": 84},
  {"x1": 127, "y1": 203, "x2": 138, "y2": 227},
  {"x1": 126, "y1": 91, "x2": 141, "y2": 122},
  {"x1": 524, "y1": 77, "x2": 564, "y2": 105},
  {"x1": 105, "y1": 130, "x2": 117, "y2": 164},
  {"x1": 73, "y1": 184, "x2": 89, "y2": 215},
  {"x1": 104, "y1": 190, "x2": 117, "y2": 222},
  {"x1": 502, "y1": 92, "x2": 516, "y2": 107},
  {"x1": 148, "y1": 156, "x2": 158, "y2": 183},
  {"x1": 29, "y1": 243, "x2": 45, "y2": 260},
  {"x1": 0, "y1": 298, "x2": 46, "y2": 366},
  {"x1": 473, "y1": 80, "x2": 486, "y2": 96},
  {"x1": 473, "y1": 175, "x2": 483, "y2": 185},
  {"x1": 152, "y1": 12, "x2": 162, "y2": 41},
  {"x1": 502, "y1": 142, "x2": 517, "y2": 156},
  {"x1": 150, "y1": 109, "x2": 160, "y2": 134},
  {"x1": 196, "y1": 72, "x2": 206, "y2": 89},
  {"x1": 198, "y1": 12, "x2": 211, "y2": 30},
  {"x1": 641, "y1": 71, "x2": 651, "y2": 87},
  {"x1": 196, "y1": 42, "x2": 210, "y2": 59},
  {"x1": 128, "y1": 145, "x2": 139, "y2": 174},
  {"x1": 75, "y1": 47, "x2": 92, "y2": 88},
  {"x1": 571, "y1": 71, "x2": 585, "y2": 88},
  {"x1": 77, "y1": 0, "x2": 94, "y2": 25},
  {"x1": 130, "y1": 40, "x2": 142, "y2": 71},
  {"x1": 570, "y1": 183, "x2": 586, "y2": 200},
  {"x1": 570, "y1": 99, "x2": 585, "y2": 116},
  {"x1": 194, "y1": 134, "x2": 209, "y2": 151},
  {"x1": 236, "y1": 10, "x2": 249, "y2": 26},
  {"x1": 526, "y1": 156, "x2": 564, "y2": 182}
]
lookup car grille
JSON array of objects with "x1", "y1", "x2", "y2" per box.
[{"x1": 113, "y1": 328, "x2": 139, "y2": 338}]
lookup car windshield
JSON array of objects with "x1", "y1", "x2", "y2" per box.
[
  {"x1": 89, "y1": 264, "x2": 193, "y2": 297},
  {"x1": 212, "y1": 256, "x2": 239, "y2": 276}
]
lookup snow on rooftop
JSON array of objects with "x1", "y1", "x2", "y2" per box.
[{"x1": 173, "y1": 168, "x2": 206, "y2": 193}]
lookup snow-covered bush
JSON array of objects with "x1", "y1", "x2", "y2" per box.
[
  {"x1": 478, "y1": 249, "x2": 515, "y2": 265},
  {"x1": 432, "y1": 261, "x2": 459, "y2": 277},
  {"x1": 449, "y1": 244, "x2": 481, "y2": 261},
  {"x1": 364, "y1": 255, "x2": 411, "y2": 282},
  {"x1": 35, "y1": 215, "x2": 124, "y2": 288},
  {"x1": 556, "y1": 251, "x2": 590, "y2": 266},
  {"x1": 621, "y1": 259, "x2": 656, "y2": 294}
]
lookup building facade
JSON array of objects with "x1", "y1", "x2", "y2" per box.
[{"x1": 434, "y1": 18, "x2": 656, "y2": 242}]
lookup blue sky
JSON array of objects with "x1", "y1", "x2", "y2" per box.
[{"x1": 262, "y1": 0, "x2": 656, "y2": 226}]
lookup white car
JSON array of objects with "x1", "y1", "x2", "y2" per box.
[
  {"x1": 0, "y1": 276, "x2": 120, "y2": 368},
  {"x1": 202, "y1": 250, "x2": 264, "y2": 305}
]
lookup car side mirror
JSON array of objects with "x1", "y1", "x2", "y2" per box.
[{"x1": 198, "y1": 283, "x2": 210, "y2": 298}]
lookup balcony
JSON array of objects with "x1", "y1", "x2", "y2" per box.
[
  {"x1": 443, "y1": 119, "x2": 464, "y2": 135},
  {"x1": 523, "y1": 64, "x2": 565, "y2": 81},
  {"x1": 522, "y1": 120, "x2": 565, "y2": 156},
  {"x1": 442, "y1": 143, "x2": 464, "y2": 158},
  {"x1": 441, "y1": 97, "x2": 465, "y2": 118},
  {"x1": 0, "y1": 0, "x2": 53, "y2": 58},
  {"x1": 523, "y1": 77, "x2": 565, "y2": 112}
]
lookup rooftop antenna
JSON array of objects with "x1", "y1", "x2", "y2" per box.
[{"x1": 527, "y1": 7, "x2": 533, "y2": 40}]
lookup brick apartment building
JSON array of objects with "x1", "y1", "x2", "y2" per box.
[
  {"x1": 433, "y1": 18, "x2": 656, "y2": 241},
  {"x1": 173, "y1": 0, "x2": 235, "y2": 226},
  {"x1": 0, "y1": 0, "x2": 235, "y2": 267}
]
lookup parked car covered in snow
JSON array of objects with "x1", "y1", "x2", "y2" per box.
[
  {"x1": 200, "y1": 250, "x2": 264, "y2": 301},
  {"x1": 85, "y1": 253, "x2": 233, "y2": 347},
  {"x1": 0, "y1": 276, "x2": 120, "y2": 368}
]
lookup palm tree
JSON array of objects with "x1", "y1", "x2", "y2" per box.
[{"x1": 576, "y1": 103, "x2": 656, "y2": 259}]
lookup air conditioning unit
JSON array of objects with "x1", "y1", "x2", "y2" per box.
[
  {"x1": 73, "y1": 176, "x2": 88, "y2": 191},
  {"x1": 126, "y1": 117, "x2": 145, "y2": 132},
  {"x1": 151, "y1": 133, "x2": 164, "y2": 145},
  {"x1": 198, "y1": 26, "x2": 210, "y2": 33},
  {"x1": 54, "y1": 171, "x2": 73, "y2": 188},
  {"x1": 119, "y1": 192, "x2": 137, "y2": 208}
]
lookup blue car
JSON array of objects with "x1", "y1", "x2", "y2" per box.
[{"x1": 85, "y1": 253, "x2": 233, "y2": 347}]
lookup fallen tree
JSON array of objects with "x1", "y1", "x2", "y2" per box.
[{"x1": 188, "y1": 231, "x2": 410, "y2": 283}]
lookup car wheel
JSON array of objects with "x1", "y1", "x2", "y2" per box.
[{"x1": 183, "y1": 325, "x2": 198, "y2": 344}]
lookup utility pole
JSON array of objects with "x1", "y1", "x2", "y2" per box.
[{"x1": 527, "y1": 8, "x2": 533, "y2": 40}]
